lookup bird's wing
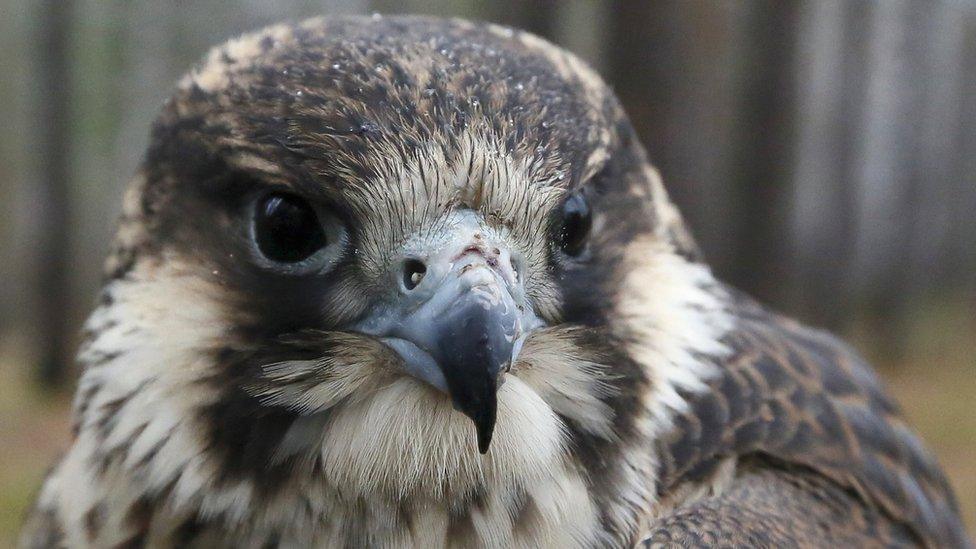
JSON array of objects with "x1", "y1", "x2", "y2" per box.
[
  {"x1": 642, "y1": 463, "x2": 917, "y2": 547},
  {"x1": 650, "y1": 289, "x2": 970, "y2": 548}
]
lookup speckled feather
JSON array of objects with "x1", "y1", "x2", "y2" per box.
[{"x1": 649, "y1": 292, "x2": 969, "y2": 547}]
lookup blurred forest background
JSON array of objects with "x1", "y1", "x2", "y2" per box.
[{"x1": 1, "y1": 0, "x2": 974, "y2": 543}]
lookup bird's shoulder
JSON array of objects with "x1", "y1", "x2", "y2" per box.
[{"x1": 653, "y1": 287, "x2": 969, "y2": 548}]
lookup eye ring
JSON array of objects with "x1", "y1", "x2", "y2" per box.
[
  {"x1": 248, "y1": 191, "x2": 346, "y2": 274},
  {"x1": 556, "y1": 191, "x2": 592, "y2": 257}
]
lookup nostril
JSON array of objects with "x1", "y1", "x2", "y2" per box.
[
  {"x1": 509, "y1": 254, "x2": 523, "y2": 283},
  {"x1": 402, "y1": 258, "x2": 427, "y2": 290}
]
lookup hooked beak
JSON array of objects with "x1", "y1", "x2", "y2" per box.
[{"x1": 354, "y1": 212, "x2": 540, "y2": 453}]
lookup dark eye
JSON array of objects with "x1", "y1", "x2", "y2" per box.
[
  {"x1": 557, "y1": 192, "x2": 592, "y2": 256},
  {"x1": 253, "y1": 193, "x2": 327, "y2": 263}
]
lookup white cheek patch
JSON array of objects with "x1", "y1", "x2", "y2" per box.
[
  {"x1": 616, "y1": 239, "x2": 731, "y2": 427},
  {"x1": 49, "y1": 257, "x2": 235, "y2": 544},
  {"x1": 603, "y1": 237, "x2": 733, "y2": 537}
]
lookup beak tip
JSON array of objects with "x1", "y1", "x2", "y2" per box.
[
  {"x1": 470, "y1": 391, "x2": 497, "y2": 455},
  {"x1": 476, "y1": 422, "x2": 494, "y2": 454}
]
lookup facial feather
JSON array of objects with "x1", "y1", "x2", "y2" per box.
[{"x1": 27, "y1": 15, "x2": 735, "y2": 548}]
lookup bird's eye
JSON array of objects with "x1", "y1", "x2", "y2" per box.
[
  {"x1": 253, "y1": 193, "x2": 327, "y2": 263},
  {"x1": 557, "y1": 192, "x2": 592, "y2": 257}
]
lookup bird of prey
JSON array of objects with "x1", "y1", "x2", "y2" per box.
[{"x1": 22, "y1": 15, "x2": 969, "y2": 548}]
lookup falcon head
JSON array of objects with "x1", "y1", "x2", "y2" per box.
[{"x1": 81, "y1": 15, "x2": 726, "y2": 532}]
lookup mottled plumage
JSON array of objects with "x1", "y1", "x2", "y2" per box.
[{"x1": 21, "y1": 15, "x2": 968, "y2": 548}]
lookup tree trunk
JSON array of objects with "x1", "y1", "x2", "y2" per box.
[{"x1": 34, "y1": 0, "x2": 73, "y2": 387}]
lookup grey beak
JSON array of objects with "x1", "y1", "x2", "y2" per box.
[
  {"x1": 407, "y1": 283, "x2": 517, "y2": 453},
  {"x1": 383, "y1": 256, "x2": 521, "y2": 454},
  {"x1": 353, "y1": 211, "x2": 540, "y2": 453}
]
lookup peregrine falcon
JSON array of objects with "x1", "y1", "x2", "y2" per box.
[{"x1": 21, "y1": 15, "x2": 969, "y2": 548}]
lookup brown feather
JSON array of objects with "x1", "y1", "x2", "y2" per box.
[{"x1": 654, "y1": 289, "x2": 970, "y2": 548}]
